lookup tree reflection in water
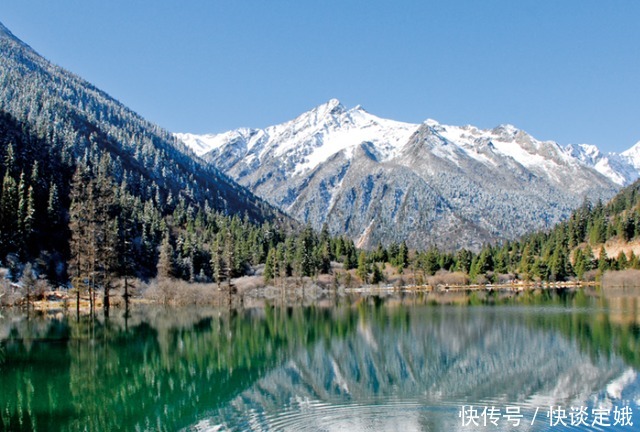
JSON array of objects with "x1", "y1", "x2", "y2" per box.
[{"x1": 0, "y1": 290, "x2": 637, "y2": 432}]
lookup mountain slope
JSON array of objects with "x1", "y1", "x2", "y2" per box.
[
  {"x1": 0, "y1": 20, "x2": 286, "y2": 224},
  {"x1": 178, "y1": 100, "x2": 625, "y2": 251},
  {"x1": 565, "y1": 142, "x2": 640, "y2": 186}
]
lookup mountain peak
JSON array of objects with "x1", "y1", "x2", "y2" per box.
[
  {"x1": 492, "y1": 124, "x2": 520, "y2": 138},
  {"x1": 313, "y1": 98, "x2": 345, "y2": 116},
  {"x1": 621, "y1": 140, "x2": 640, "y2": 170},
  {"x1": 622, "y1": 140, "x2": 640, "y2": 157}
]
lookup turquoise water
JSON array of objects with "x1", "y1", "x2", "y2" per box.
[{"x1": 0, "y1": 290, "x2": 638, "y2": 431}]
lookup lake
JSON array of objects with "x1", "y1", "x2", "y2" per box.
[{"x1": 0, "y1": 288, "x2": 638, "y2": 431}]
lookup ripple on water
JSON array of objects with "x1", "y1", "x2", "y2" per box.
[
  {"x1": 203, "y1": 397, "x2": 638, "y2": 432},
  {"x1": 204, "y1": 398, "x2": 476, "y2": 432},
  {"x1": 261, "y1": 399, "x2": 436, "y2": 431}
]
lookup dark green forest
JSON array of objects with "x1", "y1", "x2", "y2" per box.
[{"x1": 0, "y1": 106, "x2": 360, "y2": 302}]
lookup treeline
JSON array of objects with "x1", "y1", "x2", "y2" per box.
[
  {"x1": 352, "y1": 180, "x2": 640, "y2": 284},
  {"x1": 0, "y1": 107, "x2": 360, "y2": 308}
]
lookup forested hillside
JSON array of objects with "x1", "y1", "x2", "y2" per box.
[
  {"x1": 0, "y1": 21, "x2": 299, "y2": 292},
  {"x1": 0, "y1": 22, "x2": 281, "y2": 222},
  {"x1": 371, "y1": 179, "x2": 640, "y2": 284},
  {"x1": 0, "y1": 102, "x2": 362, "y2": 313}
]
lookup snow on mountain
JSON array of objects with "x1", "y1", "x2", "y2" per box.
[
  {"x1": 175, "y1": 100, "x2": 635, "y2": 250},
  {"x1": 565, "y1": 143, "x2": 640, "y2": 186},
  {"x1": 429, "y1": 121, "x2": 580, "y2": 179},
  {"x1": 621, "y1": 141, "x2": 640, "y2": 169},
  {"x1": 178, "y1": 99, "x2": 418, "y2": 174},
  {"x1": 177, "y1": 100, "x2": 640, "y2": 188}
]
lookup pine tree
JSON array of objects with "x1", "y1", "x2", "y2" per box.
[
  {"x1": 397, "y1": 241, "x2": 409, "y2": 271},
  {"x1": 573, "y1": 248, "x2": 587, "y2": 279},
  {"x1": 92, "y1": 158, "x2": 119, "y2": 315},
  {"x1": 264, "y1": 247, "x2": 276, "y2": 283},
  {"x1": 371, "y1": 263, "x2": 384, "y2": 284},
  {"x1": 157, "y1": 232, "x2": 175, "y2": 279},
  {"x1": 597, "y1": 246, "x2": 609, "y2": 272},
  {"x1": 583, "y1": 246, "x2": 596, "y2": 271},
  {"x1": 454, "y1": 249, "x2": 472, "y2": 274},
  {"x1": 17, "y1": 171, "x2": 27, "y2": 242},
  {"x1": 210, "y1": 235, "x2": 223, "y2": 288},
  {"x1": 471, "y1": 247, "x2": 494, "y2": 279},
  {"x1": 0, "y1": 171, "x2": 19, "y2": 256},
  {"x1": 4, "y1": 143, "x2": 15, "y2": 175},
  {"x1": 423, "y1": 249, "x2": 440, "y2": 276},
  {"x1": 24, "y1": 185, "x2": 35, "y2": 245},
  {"x1": 223, "y1": 228, "x2": 235, "y2": 288},
  {"x1": 548, "y1": 246, "x2": 569, "y2": 281},
  {"x1": 616, "y1": 251, "x2": 628, "y2": 270},
  {"x1": 276, "y1": 243, "x2": 287, "y2": 286},
  {"x1": 519, "y1": 244, "x2": 534, "y2": 280},
  {"x1": 356, "y1": 251, "x2": 370, "y2": 284},
  {"x1": 47, "y1": 182, "x2": 60, "y2": 226},
  {"x1": 295, "y1": 225, "x2": 317, "y2": 278},
  {"x1": 318, "y1": 241, "x2": 332, "y2": 274}
]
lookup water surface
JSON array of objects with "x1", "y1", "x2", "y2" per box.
[{"x1": 0, "y1": 289, "x2": 638, "y2": 431}]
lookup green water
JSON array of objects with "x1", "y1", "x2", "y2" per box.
[{"x1": 0, "y1": 290, "x2": 639, "y2": 431}]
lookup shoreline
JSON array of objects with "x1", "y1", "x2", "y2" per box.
[{"x1": 2, "y1": 280, "x2": 636, "y2": 316}]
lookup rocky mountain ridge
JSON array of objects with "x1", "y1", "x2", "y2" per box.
[{"x1": 177, "y1": 100, "x2": 634, "y2": 251}]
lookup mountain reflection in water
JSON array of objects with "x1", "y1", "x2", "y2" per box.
[{"x1": 0, "y1": 290, "x2": 638, "y2": 431}]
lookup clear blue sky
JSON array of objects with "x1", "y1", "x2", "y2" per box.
[{"x1": 1, "y1": 1, "x2": 639, "y2": 152}]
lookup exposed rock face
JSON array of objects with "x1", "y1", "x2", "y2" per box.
[{"x1": 177, "y1": 100, "x2": 627, "y2": 251}]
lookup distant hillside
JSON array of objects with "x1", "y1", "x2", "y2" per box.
[
  {"x1": 354, "y1": 178, "x2": 640, "y2": 284},
  {"x1": 464, "y1": 178, "x2": 640, "y2": 282}
]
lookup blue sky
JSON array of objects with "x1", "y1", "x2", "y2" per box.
[{"x1": 1, "y1": 1, "x2": 639, "y2": 152}]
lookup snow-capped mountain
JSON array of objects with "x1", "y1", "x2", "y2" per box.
[
  {"x1": 176, "y1": 100, "x2": 634, "y2": 250},
  {"x1": 564, "y1": 143, "x2": 640, "y2": 186},
  {"x1": 176, "y1": 99, "x2": 417, "y2": 171}
]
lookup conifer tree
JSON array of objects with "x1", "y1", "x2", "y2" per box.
[
  {"x1": 264, "y1": 247, "x2": 276, "y2": 283},
  {"x1": 276, "y1": 243, "x2": 287, "y2": 286},
  {"x1": 210, "y1": 235, "x2": 223, "y2": 288},
  {"x1": 573, "y1": 248, "x2": 587, "y2": 279},
  {"x1": 223, "y1": 228, "x2": 235, "y2": 288},
  {"x1": 397, "y1": 241, "x2": 409, "y2": 270},
  {"x1": 371, "y1": 263, "x2": 384, "y2": 284},
  {"x1": 0, "y1": 171, "x2": 18, "y2": 255},
  {"x1": 519, "y1": 244, "x2": 534, "y2": 280},
  {"x1": 296, "y1": 225, "x2": 317, "y2": 277},
  {"x1": 356, "y1": 251, "x2": 370, "y2": 284},
  {"x1": 598, "y1": 246, "x2": 609, "y2": 272},
  {"x1": 157, "y1": 232, "x2": 175, "y2": 279},
  {"x1": 616, "y1": 251, "x2": 628, "y2": 270},
  {"x1": 455, "y1": 249, "x2": 472, "y2": 274}
]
